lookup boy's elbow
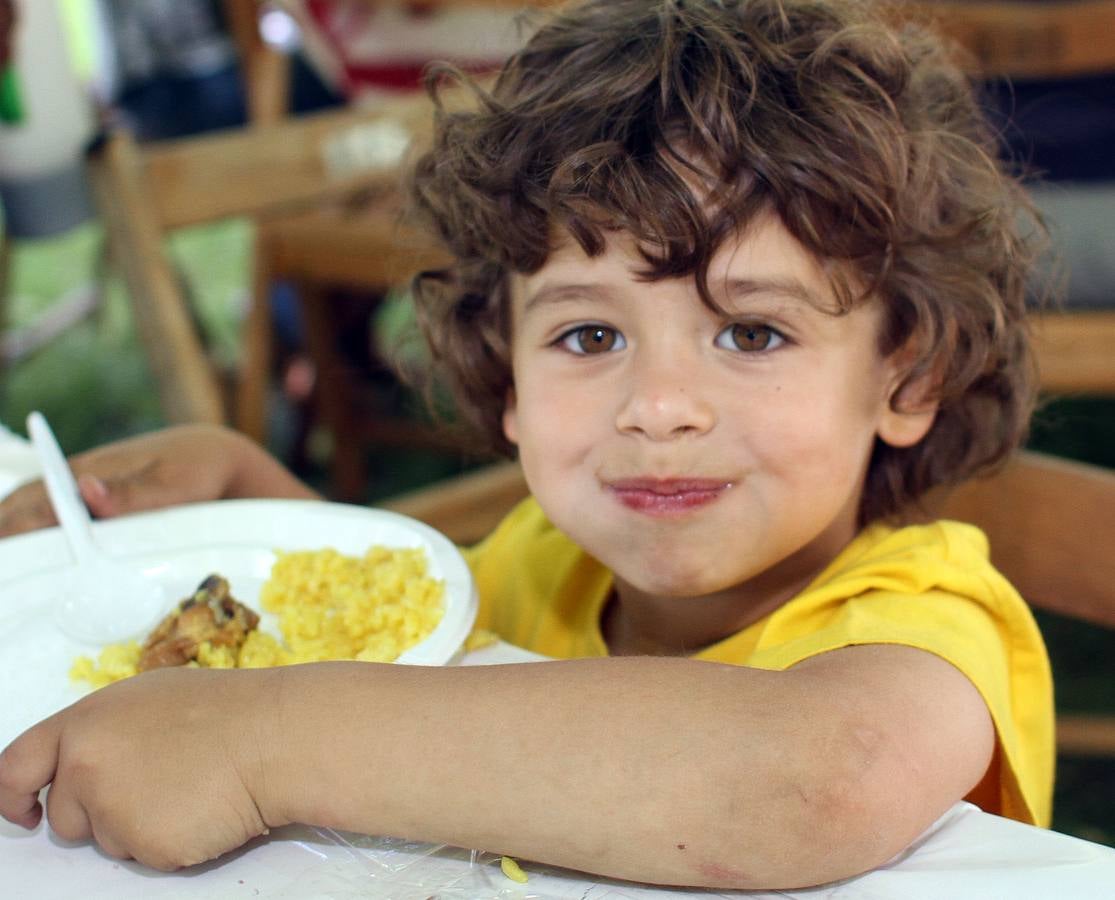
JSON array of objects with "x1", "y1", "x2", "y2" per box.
[
  {"x1": 684, "y1": 726, "x2": 939, "y2": 890},
  {"x1": 695, "y1": 794, "x2": 891, "y2": 888},
  {"x1": 766, "y1": 722, "x2": 948, "y2": 888},
  {"x1": 780, "y1": 764, "x2": 918, "y2": 886}
]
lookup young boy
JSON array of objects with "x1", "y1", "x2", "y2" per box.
[{"x1": 0, "y1": 0, "x2": 1053, "y2": 890}]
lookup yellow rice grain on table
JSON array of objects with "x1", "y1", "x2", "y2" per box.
[
  {"x1": 464, "y1": 628, "x2": 499, "y2": 652},
  {"x1": 500, "y1": 856, "x2": 529, "y2": 883}
]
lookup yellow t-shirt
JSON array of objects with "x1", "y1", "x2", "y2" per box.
[{"x1": 461, "y1": 497, "x2": 1054, "y2": 827}]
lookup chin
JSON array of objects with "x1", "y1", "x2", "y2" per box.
[{"x1": 616, "y1": 558, "x2": 733, "y2": 599}]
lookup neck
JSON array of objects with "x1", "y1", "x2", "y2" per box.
[{"x1": 602, "y1": 526, "x2": 859, "y2": 657}]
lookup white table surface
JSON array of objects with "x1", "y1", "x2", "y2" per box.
[{"x1": 2, "y1": 425, "x2": 1115, "y2": 898}]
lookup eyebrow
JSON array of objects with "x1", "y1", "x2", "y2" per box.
[
  {"x1": 520, "y1": 275, "x2": 828, "y2": 316},
  {"x1": 721, "y1": 276, "x2": 827, "y2": 310},
  {"x1": 521, "y1": 282, "x2": 616, "y2": 315}
]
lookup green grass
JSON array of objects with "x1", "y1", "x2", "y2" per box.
[{"x1": 1, "y1": 219, "x2": 1113, "y2": 846}]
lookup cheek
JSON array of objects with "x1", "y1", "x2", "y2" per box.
[
  {"x1": 504, "y1": 383, "x2": 563, "y2": 476},
  {"x1": 510, "y1": 377, "x2": 609, "y2": 499},
  {"x1": 747, "y1": 385, "x2": 876, "y2": 476},
  {"x1": 514, "y1": 371, "x2": 595, "y2": 440}
]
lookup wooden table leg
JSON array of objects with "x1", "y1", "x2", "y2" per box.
[{"x1": 299, "y1": 281, "x2": 368, "y2": 502}]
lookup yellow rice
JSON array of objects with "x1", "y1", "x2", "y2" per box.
[{"x1": 71, "y1": 545, "x2": 445, "y2": 688}]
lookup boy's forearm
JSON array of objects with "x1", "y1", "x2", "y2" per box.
[
  {"x1": 253, "y1": 657, "x2": 924, "y2": 889},
  {"x1": 218, "y1": 427, "x2": 319, "y2": 501}
]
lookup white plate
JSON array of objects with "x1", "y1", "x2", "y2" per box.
[{"x1": 0, "y1": 498, "x2": 477, "y2": 747}]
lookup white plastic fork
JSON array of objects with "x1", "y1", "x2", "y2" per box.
[{"x1": 27, "y1": 411, "x2": 166, "y2": 644}]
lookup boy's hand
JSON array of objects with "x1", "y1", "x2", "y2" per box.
[
  {"x1": 0, "y1": 667, "x2": 283, "y2": 870},
  {"x1": 0, "y1": 424, "x2": 317, "y2": 538},
  {"x1": 0, "y1": 425, "x2": 242, "y2": 536}
]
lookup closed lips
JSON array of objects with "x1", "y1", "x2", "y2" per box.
[
  {"x1": 607, "y1": 478, "x2": 732, "y2": 493},
  {"x1": 606, "y1": 478, "x2": 732, "y2": 513}
]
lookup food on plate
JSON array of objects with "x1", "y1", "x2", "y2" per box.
[
  {"x1": 70, "y1": 545, "x2": 446, "y2": 688},
  {"x1": 253, "y1": 546, "x2": 444, "y2": 665},
  {"x1": 69, "y1": 641, "x2": 144, "y2": 689},
  {"x1": 138, "y1": 574, "x2": 259, "y2": 672}
]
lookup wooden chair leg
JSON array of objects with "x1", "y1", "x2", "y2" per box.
[
  {"x1": 88, "y1": 133, "x2": 226, "y2": 425},
  {"x1": 298, "y1": 282, "x2": 367, "y2": 502}
]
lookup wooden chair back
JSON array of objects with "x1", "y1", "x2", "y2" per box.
[
  {"x1": 935, "y1": 452, "x2": 1115, "y2": 629},
  {"x1": 904, "y1": 1, "x2": 1115, "y2": 79}
]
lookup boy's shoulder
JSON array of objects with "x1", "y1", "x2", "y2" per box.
[
  {"x1": 821, "y1": 519, "x2": 993, "y2": 584},
  {"x1": 798, "y1": 518, "x2": 1026, "y2": 618}
]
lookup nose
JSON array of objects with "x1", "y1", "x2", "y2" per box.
[{"x1": 615, "y1": 353, "x2": 717, "y2": 441}]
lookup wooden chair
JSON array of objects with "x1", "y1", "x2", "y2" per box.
[
  {"x1": 249, "y1": 198, "x2": 456, "y2": 499},
  {"x1": 85, "y1": 87, "x2": 449, "y2": 449},
  {"x1": 384, "y1": 449, "x2": 1115, "y2": 761}
]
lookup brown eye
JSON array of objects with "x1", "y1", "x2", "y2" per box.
[
  {"x1": 717, "y1": 323, "x2": 784, "y2": 353},
  {"x1": 560, "y1": 325, "x2": 625, "y2": 354}
]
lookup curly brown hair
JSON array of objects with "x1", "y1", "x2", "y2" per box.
[{"x1": 406, "y1": 0, "x2": 1046, "y2": 525}]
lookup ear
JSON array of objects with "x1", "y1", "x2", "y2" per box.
[
  {"x1": 877, "y1": 363, "x2": 939, "y2": 449},
  {"x1": 501, "y1": 387, "x2": 519, "y2": 446}
]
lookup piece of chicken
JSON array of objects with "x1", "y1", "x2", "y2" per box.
[{"x1": 137, "y1": 574, "x2": 260, "y2": 672}]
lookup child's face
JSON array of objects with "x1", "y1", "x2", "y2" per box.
[{"x1": 503, "y1": 213, "x2": 933, "y2": 606}]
